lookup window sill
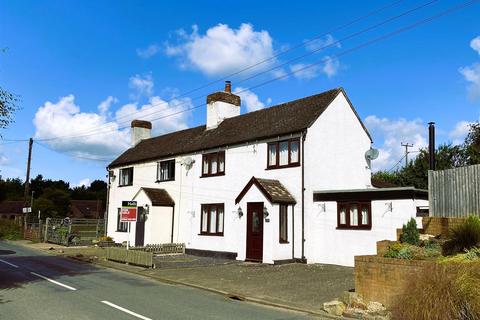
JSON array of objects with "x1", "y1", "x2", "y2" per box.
[
  {"x1": 279, "y1": 240, "x2": 289, "y2": 244},
  {"x1": 118, "y1": 184, "x2": 133, "y2": 188},
  {"x1": 198, "y1": 233, "x2": 224, "y2": 237},
  {"x1": 336, "y1": 226, "x2": 372, "y2": 230},
  {"x1": 200, "y1": 172, "x2": 225, "y2": 178},
  {"x1": 156, "y1": 179, "x2": 175, "y2": 183},
  {"x1": 265, "y1": 163, "x2": 300, "y2": 170},
  {"x1": 116, "y1": 230, "x2": 128, "y2": 233}
]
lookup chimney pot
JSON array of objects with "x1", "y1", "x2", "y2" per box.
[{"x1": 225, "y1": 81, "x2": 232, "y2": 93}]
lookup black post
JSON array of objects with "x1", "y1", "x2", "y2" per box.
[{"x1": 428, "y1": 122, "x2": 435, "y2": 171}]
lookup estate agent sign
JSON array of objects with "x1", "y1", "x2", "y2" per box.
[{"x1": 121, "y1": 201, "x2": 137, "y2": 222}]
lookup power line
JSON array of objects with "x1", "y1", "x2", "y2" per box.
[{"x1": 28, "y1": 0, "x2": 427, "y2": 142}]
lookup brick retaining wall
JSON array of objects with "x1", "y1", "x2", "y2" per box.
[
  {"x1": 421, "y1": 217, "x2": 465, "y2": 237},
  {"x1": 355, "y1": 255, "x2": 435, "y2": 307}
]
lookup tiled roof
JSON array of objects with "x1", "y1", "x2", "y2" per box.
[
  {"x1": 141, "y1": 188, "x2": 175, "y2": 207},
  {"x1": 109, "y1": 87, "x2": 370, "y2": 168},
  {"x1": 0, "y1": 201, "x2": 24, "y2": 214},
  {"x1": 70, "y1": 200, "x2": 102, "y2": 218},
  {"x1": 235, "y1": 177, "x2": 296, "y2": 204}
]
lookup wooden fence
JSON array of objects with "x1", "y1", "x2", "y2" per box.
[
  {"x1": 142, "y1": 243, "x2": 185, "y2": 254},
  {"x1": 428, "y1": 164, "x2": 480, "y2": 217},
  {"x1": 106, "y1": 247, "x2": 154, "y2": 268}
]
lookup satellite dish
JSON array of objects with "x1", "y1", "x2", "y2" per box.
[
  {"x1": 365, "y1": 148, "x2": 379, "y2": 161},
  {"x1": 182, "y1": 157, "x2": 194, "y2": 167}
]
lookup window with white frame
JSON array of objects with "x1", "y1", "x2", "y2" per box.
[
  {"x1": 119, "y1": 167, "x2": 133, "y2": 186},
  {"x1": 157, "y1": 159, "x2": 175, "y2": 182}
]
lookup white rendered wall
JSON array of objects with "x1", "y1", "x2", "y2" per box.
[{"x1": 307, "y1": 198, "x2": 424, "y2": 267}]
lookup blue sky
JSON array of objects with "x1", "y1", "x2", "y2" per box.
[{"x1": 1, "y1": 0, "x2": 479, "y2": 186}]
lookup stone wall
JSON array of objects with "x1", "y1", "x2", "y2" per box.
[
  {"x1": 355, "y1": 255, "x2": 435, "y2": 307},
  {"x1": 421, "y1": 217, "x2": 465, "y2": 237}
]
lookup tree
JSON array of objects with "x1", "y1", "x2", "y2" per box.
[
  {"x1": 463, "y1": 122, "x2": 480, "y2": 165},
  {"x1": 0, "y1": 86, "x2": 20, "y2": 135}
]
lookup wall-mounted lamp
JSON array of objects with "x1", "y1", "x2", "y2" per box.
[
  {"x1": 385, "y1": 202, "x2": 393, "y2": 212},
  {"x1": 318, "y1": 203, "x2": 326, "y2": 213},
  {"x1": 237, "y1": 207, "x2": 243, "y2": 218},
  {"x1": 263, "y1": 206, "x2": 269, "y2": 219},
  {"x1": 108, "y1": 170, "x2": 116, "y2": 184},
  {"x1": 143, "y1": 204, "x2": 150, "y2": 221}
]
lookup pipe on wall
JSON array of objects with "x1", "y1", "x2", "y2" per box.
[{"x1": 301, "y1": 130, "x2": 306, "y2": 261}]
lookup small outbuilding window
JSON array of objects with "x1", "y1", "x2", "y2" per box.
[
  {"x1": 337, "y1": 202, "x2": 371, "y2": 230},
  {"x1": 267, "y1": 138, "x2": 300, "y2": 169},
  {"x1": 200, "y1": 203, "x2": 224, "y2": 236},
  {"x1": 157, "y1": 159, "x2": 175, "y2": 182},
  {"x1": 202, "y1": 151, "x2": 225, "y2": 177},
  {"x1": 119, "y1": 167, "x2": 133, "y2": 186},
  {"x1": 117, "y1": 208, "x2": 128, "y2": 232},
  {"x1": 279, "y1": 204, "x2": 288, "y2": 243}
]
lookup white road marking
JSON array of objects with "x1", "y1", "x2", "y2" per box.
[
  {"x1": 0, "y1": 258, "x2": 19, "y2": 268},
  {"x1": 101, "y1": 301, "x2": 153, "y2": 320},
  {"x1": 30, "y1": 272, "x2": 77, "y2": 291}
]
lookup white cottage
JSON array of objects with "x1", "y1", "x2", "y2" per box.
[{"x1": 106, "y1": 84, "x2": 428, "y2": 266}]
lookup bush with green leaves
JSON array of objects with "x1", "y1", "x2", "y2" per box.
[
  {"x1": 465, "y1": 247, "x2": 480, "y2": 261},
  {"x1": 384, "y1": 243, "x2": 415, "y2": 260},
  {"x1": 0, "y1": 220, "x2": 22, "y2": 240},
  {"x1": 442, "y1": 215, "x2": 480, "y2": 256},
  {"x1": 400, "y1": 218, "x2": 420, "y2": 245}
]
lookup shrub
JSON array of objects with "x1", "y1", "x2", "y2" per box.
[
  {"x1": 98, "y1": 236, "x2": 113, "y2": 242},
  {"x1": 392, "y1": 262, "x2": 480, "y2": 319},
  {"x1": 443, "y1": 215, "x2": 480, "y2": 255},
  {"x1": 384, "y1": 243, "x2": 415, "y2": 260},
  {"x1": 0, "y1": 220, "x2": 22, "y2": 240},
  {"x1": 465, "y1": 247, "x2": 480, "y2": 261},
  {"x1": 400, "y1": 218, "x2": 420, "y2": 246}
]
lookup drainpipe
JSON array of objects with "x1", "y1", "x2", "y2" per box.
[
  {"x1": 301, "y1": 130, "x2": 306, "y2": 262},
  {"x1": 104, "y1": 168, "x2": 111, "y2": 237},
  {"x1": 292, "y1": 205, "x2": 295, "y2": 260},
  {"x1": 170, "y1": 206, "x2": 175, "y2": 244}
]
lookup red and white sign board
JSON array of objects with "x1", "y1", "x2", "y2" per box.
[{"x1": 121, "y1": 201, "x2": 137, "y2": 222}]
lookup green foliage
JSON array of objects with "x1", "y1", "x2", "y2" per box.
[
  {"x1": 384, "y1": 243, "x2": 414, "y2": 260},
  {"x1": 464, "y1": 247, "x2": 480, "y2": 261},
  {"x1": 0, "y1": 85, "x2": 20, "y2": 134},
  {"x1": 443, "y1": 215, "x2": 480, "y2": 255},
  {"x1": 400, "y1": 218, "x2": 420, "y2": 246},
  {"x1": 392, "y1": 262, "x2": 480, "y2": 320},
  {"x1": 463, "y1": 122, "x2": 480, "y2": 165},
  {"x1": 0, "y1": 220, "x2": 22, "y2": 240}
]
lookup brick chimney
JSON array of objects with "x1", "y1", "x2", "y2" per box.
[
  {"x1": 131, "y1": 120, "x2": 152, "y2": 146},
  {"x1": 206, "y1": 81, "x2": 240, "y2": 130}
]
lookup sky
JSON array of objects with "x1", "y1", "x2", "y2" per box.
[{"x1": 0, "y1": 0, "x2": 479, "y2": 187}]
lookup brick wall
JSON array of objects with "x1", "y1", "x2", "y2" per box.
[
  {"x1": 355, "y1": 255, "x2": 435, "y2": 307},
  {"x1": 421, "y1": 217, "x2": 465, "y2": 237}
]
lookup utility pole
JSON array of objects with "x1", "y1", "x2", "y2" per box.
[
  {"x1": 401, "y1": 142, "x2": 413, "y2": 168},
  {"x1": 23, "y1": 138, "x2": 33, "y2": 208}
]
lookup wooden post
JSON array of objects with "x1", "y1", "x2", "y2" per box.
[
  {"x1": 44, "y1": 218, "x2": 49, "y2": 242},
  {"x1": 23, "y1": 138, "x2": 33, "y2": 208}
]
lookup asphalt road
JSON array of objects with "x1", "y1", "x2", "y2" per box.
[{"x1": 0, "y1": 241, "x2": 316, "y2": 320}]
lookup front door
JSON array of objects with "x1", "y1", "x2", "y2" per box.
[
  {"x1": 135, "y1": 207, "x2": 145, "y2": 247},
  {"x1": 246, "y1": 202, "x2": 264, "y2": 262}
]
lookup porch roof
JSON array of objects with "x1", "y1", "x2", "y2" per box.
[
  {"x1": 136, "y1": 187, "x2": 175, "y2": 207},
  {"x1": 235, "y1": 177, "x2": 296, "y2": 205}
]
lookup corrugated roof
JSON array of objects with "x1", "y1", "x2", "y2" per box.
[{"x1": 109, "y1": 87, "x2": 371, "y2": 168}]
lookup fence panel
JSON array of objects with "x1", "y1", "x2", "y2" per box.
[
  {"x1": 428, "y1": 164, "x2": 480, "y2": 217},
  {"x1": 106, "y1": 247, "x2": 153, "y2": 268}
]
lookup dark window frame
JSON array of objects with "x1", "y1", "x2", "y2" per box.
[
  {"x1": 266, "y1": 138, "x2": 300, "y2": 169},
  {"x1": 118, "y1": 167, "x2": 134, "y2": 187},
  {"x1": 201, "y1": 151, "x2": 225, "y2": 177},
  {"x1": 337, "y1": 201, "x2": 372, "y2": 230},
  {"x1": 199, "y1": 203, "x2": 225, "y2": 236},
  {"x1": 116, "y1": 208, "x2": 128, "y2": 232},
  {"x1": 279, "y1": 204, "x2": 288, "y2": 243},
  {"x1": 157, "y1": 159, "x2": 176, "y2": 182}
]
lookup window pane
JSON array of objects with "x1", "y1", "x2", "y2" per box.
[
  {"x1": 209, "y1": 207, "x2": 217, "y2": 233},
  {"x1": 279, "y1": 141, "x2": 288, "y2": 165},
  {"x1": 252, "y1": 211, "x2": 260, "y2": 233},
  {"x1": 339, "y1": 206, "x2": 346, "y2": 225},
  {"x1": 268, "y1": 144, "x2": 277, "y2": 166},
  {"x1": 280, "y1": 205, "x2": 287, "y2": 242},
  {"x1": 218, "y1": 153, "x2": 225, "y2": 173},
  {"x1": 201, "y1": 207, "x2": 208, "y2": 232},
  {"x1": 217, "y1": 206, "x2": 224, "y2": 233},
  {"x1": 361, "y1": 206, "x2": 369, "y2": 225},
  {"x1": 203, "y1": 157, "x2": 209, "y2": 174},
  {"x1": 211, "y1": 155, "x2": 218, "y2": 174},
  {"x1": 290, "y1": 141, "x2": 299, "y2": 163},
  {"x1": 350, "y1": 204, "x2": 359, "y2": 226}
]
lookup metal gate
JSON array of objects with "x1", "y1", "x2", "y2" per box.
[{"x1": 45, "y1": 218, "x2": 105, "y2": 246}]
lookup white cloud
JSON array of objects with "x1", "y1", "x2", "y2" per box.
[
  {"x1": 364, "y1": 116, "x2": 428, "y2": 171},
  {"x1": 233, "y1": 87, "x2": 270, "y2": 112},
  {"x1": 290, "y1": 56, "x2": 340, "y2": 80},
  {"x1": 471, "y1": 36, "x2": 480, "y2": 55},
  {"x1": 98, "y1": 96, "x2": 117, "y2": 116},
  {"x1": 129, "y1": 74, "x2": 154, "y2": 99},
  {"x1": 165, "y1": 23, "x2": 276, "y2": 76},
  {"x1": 305, "y1": 34, "x2": 341, "y2": 52},
  {"x1": 76, "y1": 178, "x2": 91, "y2": 188},
  {"x1": 136, "y1": 44, "x2": 161, "y2": 59},
  {"x1": 459, "y1": 36, "x2": 480, "y2": 100},
  {"x1": 449, "y1": 120, "x2": 472, "y2": 145}
]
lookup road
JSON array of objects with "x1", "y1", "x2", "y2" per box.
[{"x1": 0, "y1": 241, "x2": 316, "y2": 320}]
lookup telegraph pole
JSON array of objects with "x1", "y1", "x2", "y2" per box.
[
  {"x1": 23, "y1": 138, "x2": 33, "y2": 208},
  {"x1": 401, "y1": 142, "x2": 413, "y2": 167}
]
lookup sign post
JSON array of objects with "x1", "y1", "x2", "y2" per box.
[{"x1": 121, "y1": 201, "x2": 137, "y2": 250}]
